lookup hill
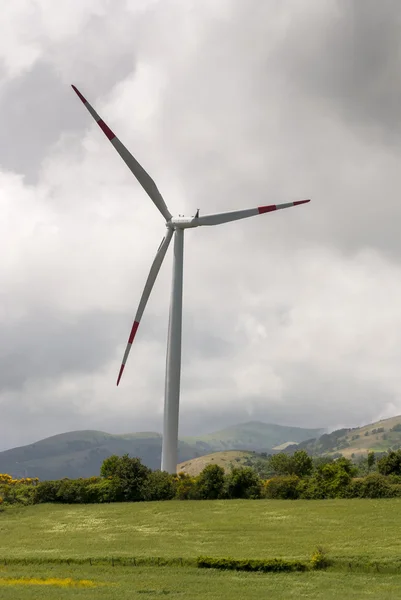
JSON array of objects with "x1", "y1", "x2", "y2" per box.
[
  {"x1": 177, "y1": 450, "x2": 255, "y2": 476},
  {"x1": 0, "y1": 430, "x2": 198, "y2": 480},
  {"x1": 182, "y1": 421, "x2": 322, "y2": 453},
  {"x1": 284, "y1": 415, "x2": 401, "y2": 458},
  {"x1": 0, "y1": 421, "x2": 321, "y2": 480}
]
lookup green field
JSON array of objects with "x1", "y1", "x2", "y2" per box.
[
  {"x1": 2, "y1": 499, "x2": 401, "y2": 598},
  {"x1": 1, "y1": 564, "x2": 401, "y2": 599}
]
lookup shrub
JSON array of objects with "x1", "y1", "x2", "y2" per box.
[
  {"x1": 85, "y1": 479, "x2": 120, "y2": 503},
  {"x1": 268, "y1": 451, "x2": 313, "y2": 478},
  {"x1": 195, "y1": 464, "x2": 225, "y2": 500},
  {"x1": 175, "y1": 473, "x2": 198, "y2": 500},
  {"x1": 377, "y1": 450, "x2": 401, "y2": 476},
  {"x1": 142, "y1": 470, "x2": 177, "y2": 501},
  {"x1": 33, "y1": 480, "x2": 61, "y2": 503},
  {"x1": 310, "y1": 547, "x2": 330, "y2": 570},
  {"x1": 197, "y1": 556, "x2": 307, "y2": 572},
  {"x1": 100, "y1": 454, "x2": 151, "y2": 502},
  {"x1": 55, "y1": 479, "x2": 90, "y2": 503},
  {"x1": 297, "y1": 478, "x2": 327, "y2": 499},
  {"x1": 225, "y1": 467, "x2": 262, "y2": 499},
  {"x1": 263, "y1": 475, "x2": 300, "y2": 499},
  {"x1": 346, "y1": 474, "x2": 396, "y2": 499}
]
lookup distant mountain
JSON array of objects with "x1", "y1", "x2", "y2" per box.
[
  {"x1": 182, "y1": 422, "x2": 323, "y2": 453},
  {"x1": 0, "y1": 421, "x2": 322, "y2": 480},
  {"x1": 284, "y1": 415, "x2": 401, "y2": 458}
]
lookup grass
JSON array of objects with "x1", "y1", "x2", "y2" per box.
[
  {"x1": 1, "y1": 564, "x2": 401, "y2": 599},
  {"x1": 2, "y1": 499, "x2": 401, "y2": 598},
  {"x1": 2, "y1": 499, "x2": 401, "y2": 564}
]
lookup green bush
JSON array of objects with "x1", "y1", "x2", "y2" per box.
[
  {"x1": 263, "y1": 475, "x2": 300, "y2": 499},
  {"x1": 141, "y1": 470, "x2": 177, "y2": 501},
  {"x1": 347, "y1": 474, "x2": 396, "y2": 499},
  {"x1": 195, "y1": 464, "x2": 225, "y2": 500},
  {"x1": 310, "y1": 547, "x2": 330, "y2": 570},
  {"x1": 0, "y1": 484, "x2": 36, "y2": 505},
  {"x1": 297, "y1": 478, "x2": 327, "y2": 499},
  {"x1": 55, "y1": 479, "x2": 94, "y2": 503},
  {"x1": 225, "y1": 467, "x2": 262, "y2": 499},
  {"x1": 175, "y1": 474, "x2": 198, "y2": 500},
  {"x1": 85, "y1": 479, "x2": 120, "y2": 503},
  {"x1": 33, "y1": 480, "x2": 62, "y2": 503},
  {"x1": 268, "y1": 451, "x2": 313, "y2": 478},
  {"x1": 377, "y1": 450, "x2": 401, "y2": 476},
  {"x1": 197, "y1": 556, "x2": 308, "y2": 572},
  {"x1": 100, "y1": 454, "x2": 151, "y2": 502}
]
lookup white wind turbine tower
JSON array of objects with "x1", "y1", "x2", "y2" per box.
[{"x1": 72, "y1": 85, "x2": 310, "y2": 474}]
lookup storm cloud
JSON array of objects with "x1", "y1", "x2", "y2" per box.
[{"x1": 1, "y1": 0, "x2": 401, "y2": 449}]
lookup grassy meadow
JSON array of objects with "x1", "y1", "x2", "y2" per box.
[
  {"x1": 1, "y1": 564, "x2": 401, "y2": 599},
  {"x1": 2, "y1": 499, "x2": 401, "y2": 597}
]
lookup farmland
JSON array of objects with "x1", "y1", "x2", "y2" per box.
[{"x1": 1, "y1": 499, "x2": 401, "y2": 598}]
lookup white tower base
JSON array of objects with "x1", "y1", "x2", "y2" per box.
[{"x1": 161, "y1": 228, "x2": 184, "y2": 473}]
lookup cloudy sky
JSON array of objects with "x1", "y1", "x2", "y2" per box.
[{"x1": 2, "y1": 0, "x2": 401, "y2": 449}]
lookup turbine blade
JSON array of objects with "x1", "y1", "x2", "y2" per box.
[
  {"x1": 71, "y1": 85, "x2": 172, "y2": 222},
  {"x1": 117, "y1": 228, "x2": 174, "y2": 385},
  {"x1": 196, "y1": 199, "x2": 310, "y2": 226}
]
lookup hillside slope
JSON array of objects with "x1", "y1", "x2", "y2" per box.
[
  {"x1": 178, "y1": 450, "x2": 254, "y2": 476},
  {"x1": 285, "y1": 415, "x2": 401, "y2": 458},
  {"x1": 0, "y1": 421, "x2": 320, "y2": 479},
  {"x1": 182, "y1": 421, "x2": 323, "y2": 453},
  {"x1": 0, "y1": 431, "x2": 198, "y2": 479}
]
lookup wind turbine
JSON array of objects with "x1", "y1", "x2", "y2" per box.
[{"x1": 71, "y1": 85, "x2": 310, "y2": 474}]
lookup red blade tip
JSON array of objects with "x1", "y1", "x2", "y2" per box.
[
  {"x1": 71, "y1": 85, "x2": 87, "y2": 104},
  {"x1": 294, "y1": 199, "x2": 311, "y2": 206},
  {"x1": 116, "y1": 364, "x2": 125, "y2": 386}
]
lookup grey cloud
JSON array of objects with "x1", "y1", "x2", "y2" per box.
[
  {"x1": 3, "y1": 0, "x2": 401, "y2": 451},
  {"x1": 0, "y1": 309, "x2": 126, "y2": 391},
  {"x1": 0, "y1": 62, "x2": 82, "y2": 182},
  {"x1": 283, "y1": 0, "x2": 401, "y2": 142}
]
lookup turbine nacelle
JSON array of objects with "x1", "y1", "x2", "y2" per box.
[{"x1": 168, "y1": 215, "x2": 200, "y2": 229}]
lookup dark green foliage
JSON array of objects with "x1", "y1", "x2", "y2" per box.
[
  {"x1": 1, "y1": 484, "x2": 36, "y2": 505},
  {"x1": 298, "y1": 458, "x2": 357, "y2": 499},
  {"x1": 312, "y1": 456, "x2": 335, "y2": 468},
  {"x1": 197, "y1": 556, "x2": 308, "y2": 572},
  {"x1": 85, "y1": 479, "x2": 120, "y2": 503},
  {"x1": 377, "y1": 450, "x2": 401, "y2": 476},
  {"x1": 267, "y1": 453, "x2": 292, "y2": 475},
  {"x1": 100, "y1": 454, "x2": 151, "y2": 502},
  {"x1": 33, "y1": 477, "x2": 113, "y2": 504},
  {"x1": 141, "y1": 470, "x2": 177, "y2": 501},
  {"x1": 347, "y1": 474, "x2": 397, "y2": 499},
  {"x1": 225, "y1": 467, "x2": 262, "y2": 499},
  {"x1": 195, "y1": 464, "x2": 225, "y2": 500},
  {"x1": 33, "y1": 480, "x2": 62, "y2": 503},
  {"x1": 391, "y1": 423, "x2": 401, "y2": 432},
  {"x1": 264, "y1": 475, "x2": 300, "y2": 499},
  {"x1": 367, "y1": 451, "x2": 375, "y2": 472},
  {"x1": 269, "y1": 450, "x2": 313, "y2": 478},
  {"x1": 100, "y1": 455, "x2": 121, "y2": 478},
  {"x1": 175, "y1": 474, "x2": 198, "y2": 500}
]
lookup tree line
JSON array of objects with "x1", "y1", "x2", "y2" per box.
[{"x1": 2, "y1": 449, "x2": 401, "y2": 506}]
